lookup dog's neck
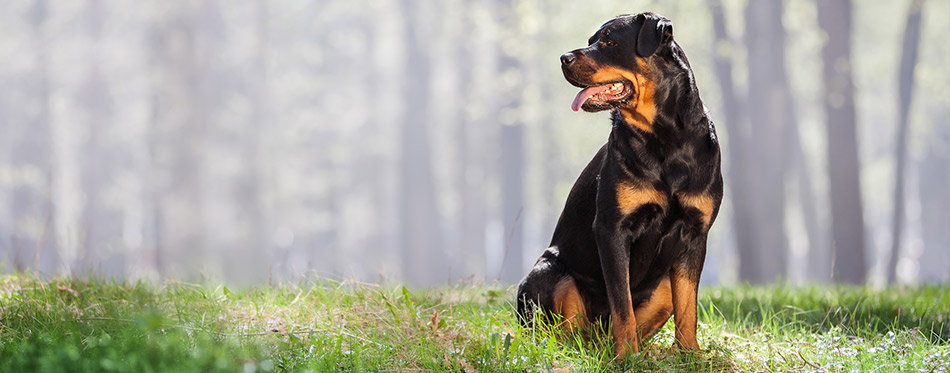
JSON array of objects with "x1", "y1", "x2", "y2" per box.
[
  {"x1": 607, "y1": 76, "x2": 710, "y2": 171},
  {"x1": 610, "y1": 83, "x2": 705, "y2": 137}
]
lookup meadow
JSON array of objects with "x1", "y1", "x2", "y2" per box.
[{"x1": 1, "y1": 274, "x2": 948, "y2": 372}]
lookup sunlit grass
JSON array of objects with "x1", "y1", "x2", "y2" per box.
[{"x1": 0, "y1": 273, "x2": 948, "y2": 371}]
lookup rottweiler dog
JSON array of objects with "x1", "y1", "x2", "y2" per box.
[{"x1": 516, "y1": 12, "x2": 723, "y2": 357}]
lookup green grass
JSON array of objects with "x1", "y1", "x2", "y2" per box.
[{"x1": 1, "y1": 274, "x2": 948, "y2": 372}]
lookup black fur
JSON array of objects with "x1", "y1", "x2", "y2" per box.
[{"x1": 517, "y1": 12, "x2": 723, "y2": 348}]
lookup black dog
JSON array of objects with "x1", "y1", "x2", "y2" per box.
[{"x1": 516, "y1": 12, "x2": 723, "y2": 357}]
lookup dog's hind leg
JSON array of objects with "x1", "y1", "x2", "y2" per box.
[
  {"x1": 516, "y1": 251, "x2": 563, "y2": 326},
  {"x1": 552, "y1": 276, "x2": 587, "y2": 330}
]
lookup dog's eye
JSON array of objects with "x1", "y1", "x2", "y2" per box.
[{"x1": 601, "y1": 38, "x2": 616, "y2": 47}]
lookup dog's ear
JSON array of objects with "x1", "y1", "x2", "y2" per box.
[{"x1": 636, "y1": 13, "x2": 673, "y2": 57}]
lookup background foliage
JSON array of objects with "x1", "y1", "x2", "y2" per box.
[{"x1": 0, "y1": 0, "x2": 948, "y2": 286}]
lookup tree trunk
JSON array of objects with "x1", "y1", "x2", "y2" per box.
[
  {"x1": 918, "y1": 119, "x2": 950, "y2": 283},
  {"x1": 818, "y1": 0, "x2": 867, "y2": 284},
  {"x1": 399, "y1": 0, "x2": 445, "y2": 286},
  {"x1": 702, "y1": 0, "x2": 798, "y2": 284},
  {"x1": 225, "y1": 0, "x2": 271, "y2": 284},
  {"x1": 454, "y1": 1, "x2": 487, "y2": 280},
  {"x1": 536, "y1": 0, "x2": 562, "y2": 269},
  {"x1": 887, "y1": 0, "x2": 925, "y2": 285},
  {"x1": 79, "y1": 0, "x2": 123, "y2": 278},
  {"x1": 146, "y1": 25, "x2": 164, "y2": 277},
  {"x1": 741, "y1": 0, "x2": 792, "y2": 283},
  {"x1": 496, "y1": 0, "x2": 525, "y2": 283},
  {"x1": 707, "y1": 0, "x2": 754, "y2": 283},
  {"x1": 499, "y1": 125, "x2": 525, "y2": 282},
  {"x1": 11, "y1": 0, "x2": 58, "y2": 274},
  {"x1": 789, "y1": 122, "x2": 829, "y2": 282},
  {"x1": 147, "y1": 1, "x2": 210, "y2": 280}
]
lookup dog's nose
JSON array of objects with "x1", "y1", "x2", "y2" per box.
[{"x1": 560, "y1": 53, "x2": 576, "y2": 66}]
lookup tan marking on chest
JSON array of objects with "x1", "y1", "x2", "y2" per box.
[
  {"x1": 677, "y1": 193, "x2": 716, "y2": 228},
  {"x1": 616, "y1": 184, "x2": 667, "y2": 215}
]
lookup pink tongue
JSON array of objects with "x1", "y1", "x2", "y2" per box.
[{"x1": 571, "y1": 85, "x2": 612, "y2": 111}]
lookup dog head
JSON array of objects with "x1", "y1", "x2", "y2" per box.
[{"x1": 561, "y1": 12, "x2": 686, "y2": 128}]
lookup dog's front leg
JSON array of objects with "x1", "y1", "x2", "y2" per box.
[
  {"x1": 593, "y1": 219, "x2": 639, "y2": 357},
  {"x1": 596, "y1": 176, "x2": 668, "y2": 357},
  {"x1": 669, "y1": 237, "x2": 707, "y2": 351}
]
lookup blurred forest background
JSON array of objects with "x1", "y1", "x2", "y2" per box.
[{"x1": 1, "y1": 0, "x2": 948, "y2": 287}]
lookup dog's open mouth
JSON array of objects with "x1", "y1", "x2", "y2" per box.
[{"x1": 571, "y1": 81, "x2": 633, "y2": 111}]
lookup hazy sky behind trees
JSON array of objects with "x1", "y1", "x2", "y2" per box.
[{"x1": 1, "y1": 0, "x2": 948, "y2": 287}]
